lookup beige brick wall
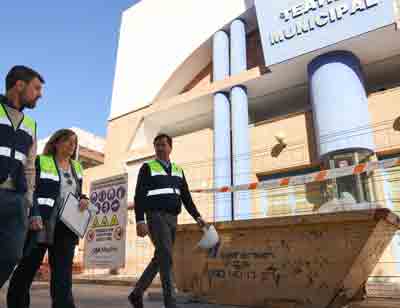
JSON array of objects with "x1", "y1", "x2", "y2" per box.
[
  {"x1": 81, "y1": 79, "x2": 400, "y2": 279},
  {"x1": 83, "y1": 88, "x2": 400, "y2": 219},
  {"x1": 369, "y1": 88, "x2": 400, "y2": 155}
]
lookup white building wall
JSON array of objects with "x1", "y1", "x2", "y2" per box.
[{"x1": 109, "y1": 0, "x2": 253, "y2": 120}]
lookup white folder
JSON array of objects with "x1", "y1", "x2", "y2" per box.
[{"x1": 59, "y1": 193, "x2": 92, "y2": 238}]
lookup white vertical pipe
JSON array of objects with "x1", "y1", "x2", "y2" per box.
[
  {"x1": 231, "y1": 86, "x2": 251, "y2": 220},
  {"x1": 230, "y1": 19, "x2": 247, "y2": 75},
  {"x1": 213, "y1": 31, "x2": 230, "y2": 82},
  {"x1": 213, "y1": 30, "x2": 232, "y2": 221},
  {"x1": 230, "y1": 19, "x2": 251, "y2": 220}
]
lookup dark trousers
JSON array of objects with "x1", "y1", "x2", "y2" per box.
[
  {"x1": 7, "y1": 223, "x2": 77, "y2": 308},
  {"x1": 0, "y1": 189, "x2": 28, "y2": 289},
  {"x1": 133, "y1": 211, "x2": 177, "y2": 308}
]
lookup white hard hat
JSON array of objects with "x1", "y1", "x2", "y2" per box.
[{"x1": 197, "y1": 225, "x2": 219, "y2": 249}]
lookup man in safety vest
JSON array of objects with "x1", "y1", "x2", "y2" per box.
[
  {"x1": 0, "y1": 66, "x2": 44, "y2": 289},
  {"x1": 129, "y1": 133, "x2": 206, "y2": 308}
]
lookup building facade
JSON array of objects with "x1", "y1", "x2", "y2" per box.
[{"x1": 84, "y1": 0, "x2": 400, "y2": 284}]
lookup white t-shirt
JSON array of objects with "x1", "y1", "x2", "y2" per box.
[{"x1": 59, "y1": 165, "x2": 77, "y2": 210}]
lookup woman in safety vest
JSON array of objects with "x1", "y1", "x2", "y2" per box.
[{"x1": 7, "y1": 129, "x2": 89, "y2": 308}]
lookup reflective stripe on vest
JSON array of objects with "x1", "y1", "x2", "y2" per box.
[
  {"x1": 0, "y1": 147, "x2": 26, "y2": 162},
  {"x1": 38, "y1": 197, "x2": 55, "y2": 207},
  {"x1": 14, "y1": 151, "x2": 26, "y2": 162},
  {"x1": 0, "y1": 146, "x2": 11, "y2": 158},
  {"x1": 147, "y1": 188, "x2": 181, "y2": 197},
  {"x1": 40, "y1": 172, "x2": 59, "y2": 181},
  {"x1": 0, "y1": 117, "x2": 9, "y2": 126}
]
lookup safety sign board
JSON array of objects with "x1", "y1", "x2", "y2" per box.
[{"x1": 84, "y1": 174, "x2": 128, "y2": 269}]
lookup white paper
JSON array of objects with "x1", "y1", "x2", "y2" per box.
[{"x1": 60, "y1": 193, "x2": 91, "y2": 238}]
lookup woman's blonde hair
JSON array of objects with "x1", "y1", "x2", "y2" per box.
[{"x1": 42, "y1": 129, "x2": 78, "y2": 158}]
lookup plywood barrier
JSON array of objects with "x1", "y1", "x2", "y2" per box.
[{"x1": 174, "y1": 208, "x2": 400, "y2": 308}]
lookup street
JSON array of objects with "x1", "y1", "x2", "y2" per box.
[
  {"x1": 0, "y1": 284, "x2": 228, "y2": 308},
  {"x1": 0, "y1": 284, "x2": 160, "y2": 308},
  {"x1": 1, "y1": 283, "x2": 400, "y2": 307}
]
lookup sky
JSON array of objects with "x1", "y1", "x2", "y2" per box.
[{"x1": 0, "y1": 0, "x2": 139, "y2": 139}]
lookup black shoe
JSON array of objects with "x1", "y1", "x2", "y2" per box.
[{"x1": 128, "y1": 292, "x2": 143, "y2": 308}]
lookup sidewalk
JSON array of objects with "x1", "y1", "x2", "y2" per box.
[
  {"x1": 70, "y1": 275, "x2": 400, "y2": 308},
  {"x1": 72, "y1": 273, "x2": 140, "y2": 287},
  {"x1": 2, "y1": 280, "x2": 400, "y2": 308},
  {"x1": 70, "y1": 274, "x2": 400, "y2": 297},
  {"x1": 27, "y1": 274, "x2": 400, "y2": 308}
]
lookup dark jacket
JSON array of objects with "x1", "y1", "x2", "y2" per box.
[
  {"x1": 30, "y1": 155, "x2": 85, "y2": 247},
  {"x1": 0, "y1": 96, "x2": 36, "y2": 193},
  {"x1": 134, "y1": 160, "x2": 201, "y2": 223}
]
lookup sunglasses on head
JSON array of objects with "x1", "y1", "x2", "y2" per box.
[{"x1": 63, "y1": 172, "x2": 73, "y2": 185}]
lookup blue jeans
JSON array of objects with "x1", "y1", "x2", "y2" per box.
[{"x1": 0, "y1": 189, "x2": 28, "y2": 289}]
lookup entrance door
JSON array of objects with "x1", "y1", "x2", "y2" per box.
[{"x1": 324, "y1": 151, "x2": 372, "y2": 203}]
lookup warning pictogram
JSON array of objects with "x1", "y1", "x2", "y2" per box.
[
  {"x1": 87, "y1": 229, "x2": 95, "y2": 242},
  {"x1": 101, "y1": 201, "x2": 110, "y2": 214},
  {"x1": 99, "y1": 190, "x2": 106, "y2": 202},
  {"x1": 91, "y1": 216, "x2": 100, "y2": 228},
  {"x1": 111, "y1": 200, "x2": 120, "y2": 212},
  {"x1": 101, "y1": 216, "x2": 109, "y2": 227},
  {"x1": 117, "y1": 187, "x2": 126, "y2": 200},
  {"x1": 113, "y1": 226, "x2": 123, "y2": 240},
  {"x1": 95, "y1": 203, "x2": 101, "y2": 215},
  {"x1": 90, "y1": 192, "x2": 98, "y2": 203},
  {"x1": 110, "y1": 214, "x2": 119, "y2": 226},
  {"x1": 107, "y1": 188, "x2": 116, "y2": 200}
]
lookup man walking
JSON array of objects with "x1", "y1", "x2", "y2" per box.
[
  {"x1": 0, "y1": 66, "x2": 44, "y2": 288},
  {"x1": 129, "y1": 133, "x2": 206, "y2": 308}
]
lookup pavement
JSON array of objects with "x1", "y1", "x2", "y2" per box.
[
  {"x1": 0, "y1": 284, "x2": 243, "y2": 308},
  {"x1": 0, "y1": 275, "x2": 399, "y2": 308},
  {"x1": 72, "y1": 273, "x2": 142, "y2": 287}
]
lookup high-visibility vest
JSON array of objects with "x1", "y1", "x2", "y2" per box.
[
  {"x1": 34, "y1": 154, "x2": 83, "y2": 219},
  {"x1": 146, "y1": 160, "x2": 183, "y2": 197},
  {"x1": 0, "y1": 102, "x2": 36, "y2": 193}
]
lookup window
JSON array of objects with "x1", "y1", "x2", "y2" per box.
[
  {"x1": 322, "y1": 151, "x2": 373, "y2": 204},
  {"x1": 378, "y1": 153, "x2": 400, "y2": 216},
  {"x1": 258, "y1": 166, "x2": 322, "y2": 217}
]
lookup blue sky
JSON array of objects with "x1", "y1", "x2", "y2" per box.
[{"x1": 0, "y1": 1, "x2": 138, "y2": 139}]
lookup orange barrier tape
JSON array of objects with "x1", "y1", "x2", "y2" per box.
[{"x1": 191, "y1": 157, "x2": 400, "y2": 194}]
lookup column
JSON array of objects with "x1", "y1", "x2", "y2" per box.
[
  {"x1": 308, "y1": 50, "x2": 375, "y2": 157},
  {"x1": 231, "y1": 86, "x2": 251, "y2": 220},
  {"x1": 308, "y1": 51, "x2": 375, "y2": 204},
  {"x1": 213, "y1": 30, "x2": 232, "y2": 221},
  {"x1": 230, "y1": 19, "x2": 251, "y2": 220},
  {"x1": 213, "y1": 30, "x2": 230, "y2": 80},
  {"x1": 230, "y1": 19, "x2": 247, "y2": 75}
]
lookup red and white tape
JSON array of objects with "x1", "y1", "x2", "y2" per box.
[{"x1": 191, "y1": 157, "x2": 400, "y2": 194}]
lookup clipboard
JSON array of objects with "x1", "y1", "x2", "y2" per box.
[{"x1": 59, "y1": 193, "x2": 92, "y2": 238}]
